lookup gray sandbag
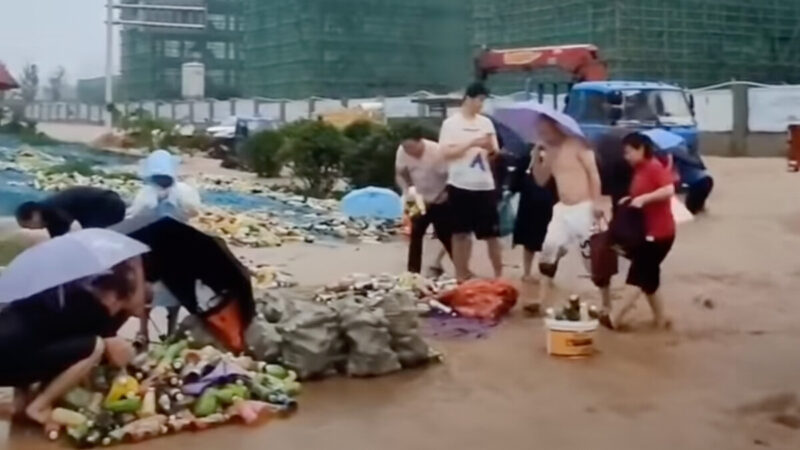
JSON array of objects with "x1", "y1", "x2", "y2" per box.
[
  {"x1": 244, "y1": 318, "x2": 283, "y2": 362},
  {"x1": 277, "y1": 299, "x2": 344, "y2": 379},
  {"x1": 175, "y1": 315, "x2": 227, "y2": 349},
  {"x1": 337, "y1": 296, "x2": 401, "y2": 377},
  {"x1": 371, "y1": 290, "x2": 432, "y2": 367}
]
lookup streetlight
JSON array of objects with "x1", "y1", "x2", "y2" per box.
[{"x1": 104, "y1": 0, "x2": 207, "y2": 129}]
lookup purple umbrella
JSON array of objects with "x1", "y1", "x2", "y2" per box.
[{"x1": 493, "y1": 101, "x2": 585, "y2": 144}]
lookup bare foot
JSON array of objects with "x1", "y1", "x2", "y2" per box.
[
  {"x1": 523, "y1": 302, "x2": 542, "y2": 317},
  {"x1": 598, "y1": 313, "x2": 614, "y2": 330},
  {"x1": 425, "y1": 266, "x2": 445, "y2": 278},
  {"x1": 521, "y1": 274, "x2": 538, "y2": 284},
  {"x1": 25, "y1": 401, "x2": 52, "y2": 425},
  {"x1": 652, "y1": 317, "x2": 673, "y2": 330}
]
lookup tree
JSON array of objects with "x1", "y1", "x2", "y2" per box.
[
  {"x1": 243, "y1": 129, "x2": 286, "y2": 177},
  {"x1": 18, "y1": 63, "x2": 39, "y2": 103},
  {"x1": 281, "y1": 120, "x2": 348, "y2": 197},
  {"x1": 46, "y1": 66, "x2": 66, "y2": 101}
]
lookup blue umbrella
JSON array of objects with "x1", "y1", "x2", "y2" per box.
[
  {"x1": 341, "y1": 187, "x2": 403, "y2": 220},
  {"x1": 641, "y1": 129, "x2": 685, "y2": 150}
]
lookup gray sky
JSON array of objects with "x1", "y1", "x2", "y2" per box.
[{"x1": 0, "y1": 0, "x2": 116, "y2": 83}]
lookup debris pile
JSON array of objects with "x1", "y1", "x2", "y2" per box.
[
  {"x1": 244, "y1": 262, "x2": 297, "y2": 291},
  {"x1": 183, "y1": 283, "x2": 443, "y2": 380},
  {"x1": 50, "y1": 341, "x2": 300, "y2": 448},
  {"x1": 191, "y1": 208, "x2": 310, "y2": 248},
  {"x1": 314, "y1": 272, "x2": 457, "y2": 311}
]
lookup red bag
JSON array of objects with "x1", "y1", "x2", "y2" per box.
[
  {"x1": 589, "y1": 229, "x2": 618, "y2": 287},
  {"x1": 438, "y1": 279, "x2": 518, "y2": 321}
]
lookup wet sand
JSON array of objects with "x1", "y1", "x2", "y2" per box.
[{"x1": 7, "y1": 145, "x2": 800, "y2": 448}]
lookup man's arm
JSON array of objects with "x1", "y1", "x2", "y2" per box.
[
  {"x1": 395, "y1": 166, "x2": 413, "y2": 194},
  {"x1": 531, "y1": 146, "x2": 552, "y2": 187},
  {"x1": 578, "y1": 149, "x2": 603, "y2": 201},
  {"x1": 439, "y1": 120, "x2": 482, "y2": 160}
]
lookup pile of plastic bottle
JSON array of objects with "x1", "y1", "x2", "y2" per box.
[{"x1": 48, "y1": 340, "x2": 301, "y2": 448}]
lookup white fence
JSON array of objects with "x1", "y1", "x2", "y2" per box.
[{"x1": 21, "y1": 85, "x2": 800, "y2": 134}]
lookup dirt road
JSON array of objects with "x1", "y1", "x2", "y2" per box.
[{"x1": 8, "y1": 155, "x2": 800, "y2": 449}]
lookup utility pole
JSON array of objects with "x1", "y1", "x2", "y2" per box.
[{"x1": 104, "y1": 0, "x2": 207, "y2": 130}]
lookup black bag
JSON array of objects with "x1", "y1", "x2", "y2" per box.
[{"x1": 609, "y1": 205, "x2": 646, "y2": 257}]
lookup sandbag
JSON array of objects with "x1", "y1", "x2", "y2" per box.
[
  {"x1": 372, "y1": 290, "x2": 431, "y2": 367},
  {"x1": 438, "y1": 280, "x2": 518, "y2": 321},
  {"x1": 277, "y1": 300, "x2": 343, "y2": 379},
  {"x1": 336, "y1": 296, "x2": 401, "y2": 377},
  {"x1": 244, "y1": 318, "x2": 283, "y2": 362}
]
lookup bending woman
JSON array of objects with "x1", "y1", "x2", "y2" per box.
[
  {"x1": 611, "y1": 133, "x2": 676, "y2": 329},
  {"x1": 0, "y1": 258, "x2": 149, "y2": 427}
]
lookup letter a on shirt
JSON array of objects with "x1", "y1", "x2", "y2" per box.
[{"x1": 438, "y1": 112, "x2": 498, "y2": 191}]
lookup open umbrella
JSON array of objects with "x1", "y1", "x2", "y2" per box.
[
  {"x1": 0, "y1": 229, "x2": 150, "y2": 303},
  {"x1": 0, "y1": 64, "x2": 18, "y2": 91},
  {"x1": 493, "y1": 101, "x2": 585, "y2": 144},
  {"x1": 641, "y1": 129, "x2": 685, "y2": 151},
  {"x1": 111, "y1": 215, "x2": 255, "y2": 351},
  {"x1": 341, "y1": 186, "x2": 403, "y2": 220}
]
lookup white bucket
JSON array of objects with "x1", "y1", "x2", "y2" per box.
[{"x1": 544, "y1": 318, "x2": 599, "y2": 357}]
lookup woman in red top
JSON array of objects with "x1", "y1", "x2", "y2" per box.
[{"x1": 613, "y1": 132, "x2": 676, "y2": 329}]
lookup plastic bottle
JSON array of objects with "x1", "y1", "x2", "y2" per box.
[{"x1": 51, "y1": 408, "x2": 88, "y2": 427}]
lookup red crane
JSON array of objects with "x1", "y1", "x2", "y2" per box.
[{"x1": 475, "y1": 44, "x2": 608, "y2": 82}]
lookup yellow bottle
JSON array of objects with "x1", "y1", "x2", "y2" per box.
[{"x1": 105, "y1": 374, "x2": 140, "y2": 404}]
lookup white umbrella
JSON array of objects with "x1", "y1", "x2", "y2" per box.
[{"x1": 0, "y1": 228, "x2": 150, "y2": 303}]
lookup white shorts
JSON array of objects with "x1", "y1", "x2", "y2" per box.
[{"x1": 540, "y1": 201, "x2": 594, "y2": 267}]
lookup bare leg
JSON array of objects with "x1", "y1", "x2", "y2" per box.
[
  {"x1": 612, "y1": 287, "x2": 641, "y2": 330},
  {"x1": 25, "y1": 338, "x2": 105, "y2": 425},
  {"x1": 645, "y1": 291, "x2": 669, "y2": 328},
  {"x1": 522, "y1": 249, "x2": 536, "y2": 282},
  {"x1": 599, "y1": 285, "x2": 612, "y2": 312},
  {"x1": 451, "y1": 233, "x2": 473, "y2": 282},
  {"x1": 137, "y1": 309, "x2": 150, "y2": 348},
  {"x1": 486, "y1": 238, "x2": 503, "y2": 279}
]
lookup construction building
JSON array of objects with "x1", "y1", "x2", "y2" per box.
[
  {"x1": 119, "y1": 0, "x2": 243, "y2": 100},
  {"x1": 241, "y1": 0, "x2": 470, "y2": 99},
  {"x1": 473, "y1": 0, "x2": 800, "y2": 92}
]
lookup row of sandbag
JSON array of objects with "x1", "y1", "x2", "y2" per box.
[{"x1": 179, "y1": 288, "x2": 439, "y2": 380}]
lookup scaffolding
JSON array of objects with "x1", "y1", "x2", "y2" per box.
[
  {"x1": 472, "y1": 0, "x2": 800, "y2": 92},
  {"x1": 120, "y1": 0, "x2": 243, "y2": 101},
  {"x1": 242, "y1": 0, "x2": 470, "y2": 99}
]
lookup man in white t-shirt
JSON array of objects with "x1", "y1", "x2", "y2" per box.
[
  {"x1": 439, "y1": 82, "x2": 503, "y2": 281},
  {"x1": 395, "y1": 124, "x2": 452, "y2": 275}
]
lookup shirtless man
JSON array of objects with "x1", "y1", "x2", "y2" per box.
[{"x1": 528, "y1": 115, "x2": 610, "y2": 312}]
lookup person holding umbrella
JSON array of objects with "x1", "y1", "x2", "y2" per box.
[{"x1": 0, "y1": 229, "x2": 151, "y2": 428}]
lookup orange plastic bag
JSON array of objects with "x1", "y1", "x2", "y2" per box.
[
  {"x1": 205, "y1": 301, "x2": 246, "y2": 353},
  {"x1": 438, "y1": 279, "x2": 518, "y2": 321}
]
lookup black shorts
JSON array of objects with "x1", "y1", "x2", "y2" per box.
[
  {"x1": 0, "y1": 307, "x2": 98, "y2": 387},
  {"x1": 626, "y1": 237, "x2": 675, "y2": 295},
  {"x1": 447, "y1": 185, "x2": 499, "y2": 240}
]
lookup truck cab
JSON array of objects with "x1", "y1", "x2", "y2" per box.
[{"x1": 565, "y1": 81, "x2": 699, "y2": 156}]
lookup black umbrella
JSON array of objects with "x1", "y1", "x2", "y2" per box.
[
  {"x1": 111, "y1": 215, "x2": 255, "y2": 349},
  {"x1": 590, "y1": 127, "x2": 635, "y2": 204}
]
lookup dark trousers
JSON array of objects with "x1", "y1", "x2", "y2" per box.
[
  {"x1": 407, "y1": 202, "x2": 452, "y2": 273},
  {"x1": 685, "y1": 176, "x2": 713, "y2": 214}
]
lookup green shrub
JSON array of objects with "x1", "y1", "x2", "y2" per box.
[
  {"x1": 342, "y1": 120, "x2": 438, "y2": 189},
  {"x1": 243, "y1": 129, "x2": 285, "y2": 177},
  {"x1": 281, "y1": 120, "x2": 347, "y2": 197}
]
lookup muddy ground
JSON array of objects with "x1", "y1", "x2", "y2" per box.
[{"x1": 7, "y1": 127, "x2": 800, "y2": 449}]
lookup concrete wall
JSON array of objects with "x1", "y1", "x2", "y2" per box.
[{"x1": 701, "y1": 132, "x2": 786, "y2": 157}]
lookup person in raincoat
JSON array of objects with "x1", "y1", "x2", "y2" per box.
[
  {"x1": 0, "y1": 258, "x2": 149, "y2": 428},
  {"x1": 128, "y1": 150, "x2": 202, "y2": 338}
]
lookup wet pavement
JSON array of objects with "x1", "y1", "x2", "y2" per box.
[{"x1": 6, "y1": 155, "x2": 800, "y2": 449}]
